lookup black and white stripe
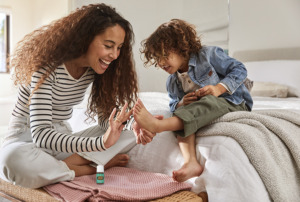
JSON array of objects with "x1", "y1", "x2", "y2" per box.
[{"x1": 12, "y1": 65, "x2": 107, "y2": 153}]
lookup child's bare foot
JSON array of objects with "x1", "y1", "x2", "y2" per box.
[
  {"x1": 104, "y1": 154, "x2": 129, "y2": 170},
  {"x1": 172, "y1": 160, "x2": 203, "y2": 182},
  {"x1": 133, "y1": 99, "x2": 159, "y2": 133}
]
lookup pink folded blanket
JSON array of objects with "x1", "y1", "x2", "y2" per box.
[{"x1": 44, "y1": 167, "x2": 192, "y2": 202}]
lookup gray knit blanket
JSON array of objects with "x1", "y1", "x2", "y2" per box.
[{"x1": 197, "y1": 109, "x2": 300, "y2": 202}]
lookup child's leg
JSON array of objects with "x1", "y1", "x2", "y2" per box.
[
  {"x1": 173, "y1": 134, "x2": 203, "y2": 182},
  {"x1": 63, "y1": 153, "x2": 129, "y2": 177},
  {"x1": 133, "y1": 99, "x2": 184, "y2": 133}
]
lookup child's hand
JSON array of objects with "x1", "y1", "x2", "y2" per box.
[
  {"x1": 177, "y1": 92, "x2": 198, "y2": 108},
  {"x1": 102, "y1": 102, "x2": 132, "y2": 149},
  {"x1": 195, "y1": 84, "x2": 227, "y2": 98}
]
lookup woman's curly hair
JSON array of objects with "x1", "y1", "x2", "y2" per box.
[
  {"x1": 140, "y1": 19, "x2": 202, "y2": 67},
  {"x1": 9, "y1": 3, "x2": 138, "y2": 121}
]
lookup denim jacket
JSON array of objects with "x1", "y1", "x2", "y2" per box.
[{"x1": 166, "y1": 46, "x2": 253, "y2": 112}]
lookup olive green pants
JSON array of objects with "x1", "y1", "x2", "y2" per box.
[{"x1": 173, "y1": 95, "x2": 249, "y2": 137}]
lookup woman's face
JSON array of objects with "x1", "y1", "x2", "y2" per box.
[{"x1": 84, "y1": 24, "x2": 125, "y2": 74}]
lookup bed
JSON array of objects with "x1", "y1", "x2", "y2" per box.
[{"x1": 1, "y1": 47, "x2": 300, "y2": 202}]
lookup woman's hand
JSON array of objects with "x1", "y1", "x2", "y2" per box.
[
  {"x1": 102, "y1": 102, "x2": 132, "y2": 149},
  {"x1": 133, "y1": 115, "x2": 163, "y2": 145}
]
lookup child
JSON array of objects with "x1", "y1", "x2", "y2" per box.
[{"x1": 134, "y1": 19, "x2": 253, "y2": 182}]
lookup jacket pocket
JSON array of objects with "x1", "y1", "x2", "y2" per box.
[{"x1": 196, "y1": 65, "x2": 220, "y2": 86}]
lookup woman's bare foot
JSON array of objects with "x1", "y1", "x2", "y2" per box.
[
  {"x1": 133, "y1": 99, "x2": 159, "y2": 133},
  {"x1": 172, "y1": 160, "x2": 203, "y2": 182},
  {"x1": 64, "y1": 153, "x2": 129, "y2": 177},
  {"x1": 104, "y1": 153, "x2": 129, "y2": 170}
]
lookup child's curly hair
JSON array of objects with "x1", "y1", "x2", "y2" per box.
[{"x1": 140, "y1": 19, "x2": 202, "y2": 67}]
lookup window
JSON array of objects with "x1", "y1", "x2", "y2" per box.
[{"x1": 0, "y1": 11, "x2": 10, "y2": 73}]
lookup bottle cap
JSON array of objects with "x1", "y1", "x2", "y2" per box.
[{"x1": 97, "y1": 165, "x2": 104, "y2": 172}]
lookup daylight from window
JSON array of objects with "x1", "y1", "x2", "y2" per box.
[{"x1": 0, "y1": 13, "x2": 7, "y2": 72}]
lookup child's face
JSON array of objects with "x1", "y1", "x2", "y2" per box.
[{"x1": 157, "y1": 52, "x2": 188, "y2": 74}]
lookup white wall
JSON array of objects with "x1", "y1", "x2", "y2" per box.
[
  {"x1": 0, "y1": 0, "x2": 68, "y2": 125},
  {"x1": 31, "y1": 0, "x2": 69, "y2": 30},
  {"x1": 0, "y1": 0, "x2": 69, "y2": 97},
  {"x1": 0, "y1": 0, "x2": 299, "y2": 95},
  {"x1": 229, "y1": 0, "x2": 300, "y2": 55}
]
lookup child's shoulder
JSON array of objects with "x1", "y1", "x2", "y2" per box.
[
  {"x1": 200, "y1": 46, "x2": 223, "y2": 53},
  {"x1": 198, "y1": 46, "x2": 227, "y2": 58}
]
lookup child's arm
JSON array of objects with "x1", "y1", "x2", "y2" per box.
[{"x1": 209, "y1": 47, "x2": 247, "y2": 94}]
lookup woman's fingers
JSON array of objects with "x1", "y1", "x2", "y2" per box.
[
  {"x1": 109, "y1": 108, "x2": 117, "y2": 123},
  {"x1": 119, "y1": 102, "x2": 128, "y2": 116},
  {"x1": 140, "y1": 129, "x2": 155, "y2": 144},
  {"x1": 115, "y1": 102, "x2": 130, "y2": 123},
  {"x1": 125, "y1": 108, "x2": 133, "y2": 120}
]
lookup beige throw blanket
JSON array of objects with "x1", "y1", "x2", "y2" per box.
[{"x1": 197, "y1": 109, "x2": 300, "y2": 202}]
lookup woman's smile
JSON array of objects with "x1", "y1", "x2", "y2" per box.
[{"x1": 99, "y1": 59, "x2": 111, "y2": 70}]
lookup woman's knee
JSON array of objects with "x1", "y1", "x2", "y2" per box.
[{"x1": 0, "y1": 143, "x2": 37, "y2": 186}]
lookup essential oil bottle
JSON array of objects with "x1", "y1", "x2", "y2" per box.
[{"x1": 96, "y1": 165, "x2": 104, "y2": 184}]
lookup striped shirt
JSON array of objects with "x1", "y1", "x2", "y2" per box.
[{"x1": 12, "y1": 65, "x2": 107, "y2": 153}]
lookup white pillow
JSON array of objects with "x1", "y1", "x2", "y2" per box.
[
  {"x1": 244, "y1": 60, "x2": 300, "y2": 97},
  {"x1": 251, "y1": 82, "x2": 289, "y2": 98},
  {"x1": 287, "y1": 86, "x2": 300, "y2": 98}
]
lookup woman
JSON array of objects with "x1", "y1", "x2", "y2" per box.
[{"x1": 0, "y1": 3, "x2": 154, "y2": 189}]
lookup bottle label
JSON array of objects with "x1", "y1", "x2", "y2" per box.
[{"x1": 96, "y1": 173, "x2": 104, "y2": 184}]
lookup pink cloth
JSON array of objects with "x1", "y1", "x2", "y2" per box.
[{"x1": 44, "y1": 167, "x2": 192, "y2": 202}]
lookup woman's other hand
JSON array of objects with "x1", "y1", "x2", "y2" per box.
[{"x1": 133, "y1": 115, "x2": 163, "y2": 145}]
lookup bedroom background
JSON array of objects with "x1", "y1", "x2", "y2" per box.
[
  {"x1": 0, "y1": 0, "x2": 300, "y2": 127},
  {"x1": 0, "y1": 1, "x2": 300, "y2": 201}
]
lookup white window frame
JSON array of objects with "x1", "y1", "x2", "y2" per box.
[{"x1": 0, "y1": 7, "x2": 11, "y2": 73}]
